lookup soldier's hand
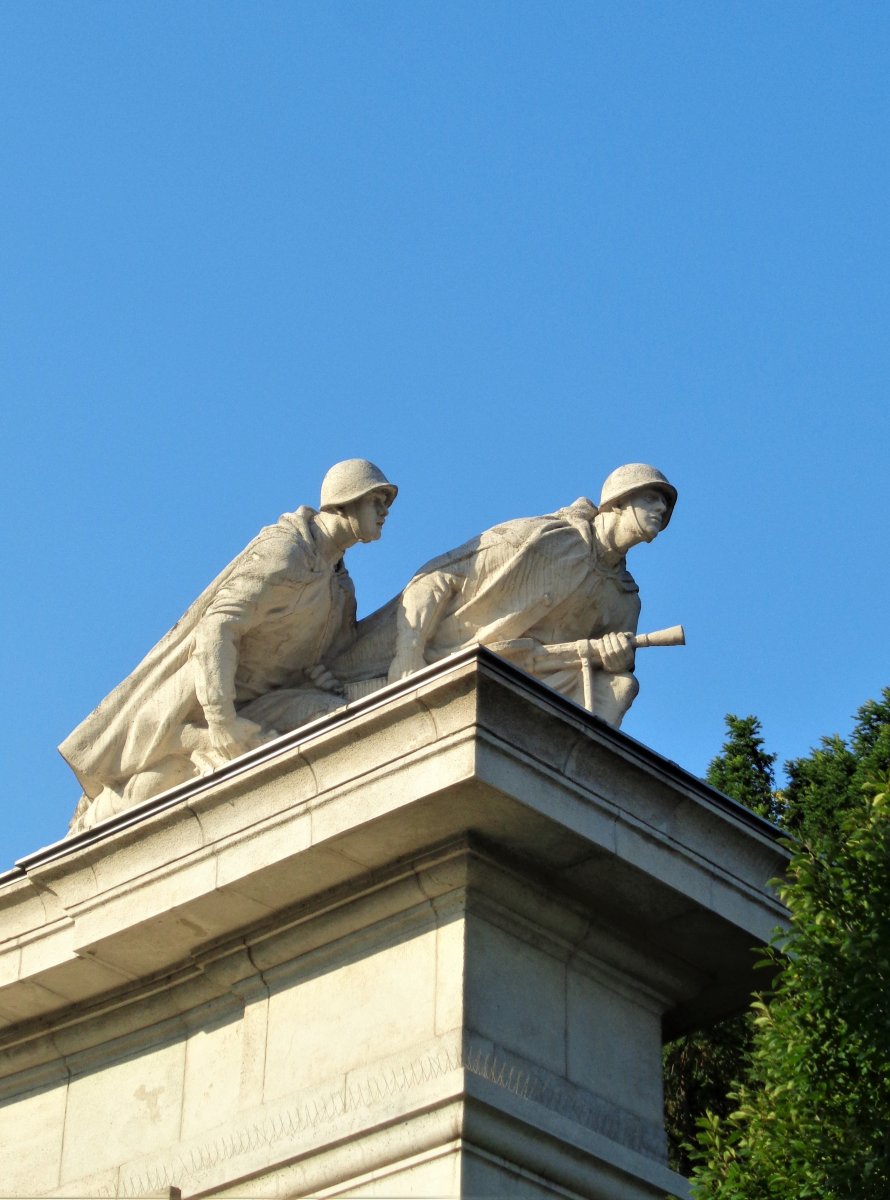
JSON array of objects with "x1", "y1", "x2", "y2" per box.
[
  {"x1": 592, "y1": 632, "x2": 635, "y2": 673},
  {"x1": 206, "y1": 714, "x2": 269, "y2": 760},
  {"x1": 307, "y1": 664, "x2": 344, "y2": 694}
]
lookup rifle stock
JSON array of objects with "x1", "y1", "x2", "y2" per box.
[{"x1": 489, "y1": 625, "x2": 685, "y2": 667}]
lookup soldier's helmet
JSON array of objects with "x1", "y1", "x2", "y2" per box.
[
  {"x1": 319, "y1": 460, "x2": 398, "y2": 511},
  {"x1": 598, "y1": 464, "x2": 677, "y2": 530}
]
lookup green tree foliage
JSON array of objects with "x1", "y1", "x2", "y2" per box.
[
  {"x1": 705, "y1": 714, "x2": 778, "y2": 821},
  {"x1": 666, "y1": 694, "x2": 890, "y2": 1183},
  {"x1": 782, "y1": 688, "x2": 890, "y2": 848},
  {"x1": 663, "y1": 715, "x2": 777, "y2": 1171},
  {"x1": 688, "y1": 772, "x2": 890, "y2": 1198},
  {"x1": 781, "y1": 733, "x2": 857, "y2": 848},
  {"x1": 663, "y1": 1014, "x2": 752, "y2": 1175}
]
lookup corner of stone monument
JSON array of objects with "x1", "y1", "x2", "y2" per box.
[{"x1": 1, "y1": 648, "x2": 787, "y2": 1199}]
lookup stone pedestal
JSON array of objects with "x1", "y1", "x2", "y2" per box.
[{"x1": 0, "y1": 650, "x2": 786, "y2": 1199}]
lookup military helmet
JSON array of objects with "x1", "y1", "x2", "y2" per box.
[
  {"x1": 319, "y1": 459, "x2": 398, "y2": 511},
  {"x1": 598, "y1": 464, "x2": 677, "y2": 529}
]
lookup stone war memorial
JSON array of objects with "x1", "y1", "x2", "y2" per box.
[{"x1": 0, "y1": 461, "x2": 787, "y2": 1200}]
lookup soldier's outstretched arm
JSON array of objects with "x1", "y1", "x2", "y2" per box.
[
  {"x1": 191, "y1": 573, "x2": 279, "y2": 759},
  {"x1": 388, "y1": 570, "x2": 458, "y2": 682}
]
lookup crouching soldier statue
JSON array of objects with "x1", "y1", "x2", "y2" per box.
[
  {"x1": 334, "y1": 463, "x2": 680, "y2": 728},
  {"x1": 61, "y1": 459, "x2": 398, "y2": 832}
]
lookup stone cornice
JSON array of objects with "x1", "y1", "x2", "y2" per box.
[{"x1": 0, "y1": 650, "x2": 787, "y2": 1042}]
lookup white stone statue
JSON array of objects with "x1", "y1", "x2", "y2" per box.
[
  {"x1": 61, "y1": 460, "x2": 398, "y2": 832},
  {"x1": 334, "y1": 464, "x2": 681, "y2": 726}
]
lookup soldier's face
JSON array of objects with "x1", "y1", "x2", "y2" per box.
[
  {"x1": 628, "y1": 488, "x2": 668, "y2": 536},
  {"x1": 350, "y1": 490, "x2": 391, "y2": 542},
  {"x1": 614, "y1": 488, "x2": 668, "y2": 546}
]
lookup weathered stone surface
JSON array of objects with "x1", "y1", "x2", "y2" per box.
[
  {"x1": 0, "y1": 652, "x2": 785, "y2": 1198},
  {"x1": 57, "y1": 462, "x2": 686, "y2": 848},
  {"x1": 335, "y1": 463, "x2": 682, "y2": 729},
  {"x1": 59, "y1": 460, "x2": 398, "y2": 832}
]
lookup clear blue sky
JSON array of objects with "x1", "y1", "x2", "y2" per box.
[{"x1": 2, "y1": 2, "x2": 888, "y2": 867}]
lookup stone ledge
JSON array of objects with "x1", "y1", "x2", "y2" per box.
[
  {"x1": 0, "y1": 651, "x2": 787, "y2": 1039},
  {"x1": 0, "y1": 842, "x2": 691, "y2": 1092}
]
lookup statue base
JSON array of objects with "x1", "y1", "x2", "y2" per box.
[{"x1": 0, "y1": 650, "x2": 786, "y2": 1199}]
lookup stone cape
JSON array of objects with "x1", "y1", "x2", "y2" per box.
[
  {"x1": 59, "y1": 506, "x2": 357, "y2": 803},
  {"x1": 335, "y1": 497, "x2": 641, "y2": 707}
]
